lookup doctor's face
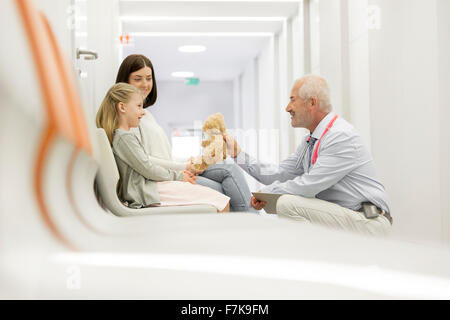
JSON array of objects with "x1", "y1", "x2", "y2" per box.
[{"x1": 286, "y1": 82, "x2": 312, "y2": 129}]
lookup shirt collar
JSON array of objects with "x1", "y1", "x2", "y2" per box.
[{"x1": 310, "y1": 112, "x2": 336, "y2": 140}]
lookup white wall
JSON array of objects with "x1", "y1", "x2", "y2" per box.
[
  {"x1": 366, "y1": 0, "x2": 449, "y2": 243},
  {"x1": 347, "y1": 0, "x2": 372, "y2": 149},
  {"x1": 233, "y1": 75, "x2": 242, "y2": 131},
  {"x1": 438, "y1": 0, "x2": 450, "y2": 243},
  {"x1": 313, "y1": 0, "x2": 372, "y2": 147},
  {"x1": 86, "y1": 0, "x2": 121, "y2": 113},
  {"x1": 237, "y1": 57, "x2": 259, "y2": 158},
  {"x1": 233, "y1": 36, "x2": 279, "y2": 191},
  {"x1": 292, "y1": 4, "x2": 311, "y2": 148},
  {"x1": 311, "y1": 0, "x2": 450, "y2": 243},
  {"x1": 317, "y1": 0, "x2": 344, "y2": 117},
  {"x1": 150, "y1": 81, "x2": 235, "y2": 139},
  {"x1": 309, "y1": 0, "x2": 321, "y2": 75},
  {"x1": 276, "y1": 22, "x2": 294, "y2": 160},
  {"x1": 35, "y1": 0, "x2": 72, "y2": 59},
  {"x1": 257, "y1": 39, "x2": 278, "y2": 164}
]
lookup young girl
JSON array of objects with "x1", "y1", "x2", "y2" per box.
[{"x1": 96, "y1": 83, "x2": 230, "y2": 212}]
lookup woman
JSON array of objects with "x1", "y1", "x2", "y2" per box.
[{"x1": 115, "y1": 54, "x2": 253, "y2": 212}]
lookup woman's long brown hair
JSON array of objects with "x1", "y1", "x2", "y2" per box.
[{"x1": 115, "y1": 54, "x2": 157, "y2": 108}]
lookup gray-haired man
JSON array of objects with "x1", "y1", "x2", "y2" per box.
[{"x1": 224, "y1": 75, "x2": 392, "y2": 236}]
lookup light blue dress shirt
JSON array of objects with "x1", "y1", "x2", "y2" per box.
[{"x1": 235, "y1": 112, "x2": 391, "y2": 213}]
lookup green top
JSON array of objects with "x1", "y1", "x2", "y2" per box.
[{"x1": 112, "y1": 128, "x2": 183, "y2": 208}]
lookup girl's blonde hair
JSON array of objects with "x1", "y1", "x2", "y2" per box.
[{"x1": 96, "y1": 82, "x2": 142, "y2": 144}]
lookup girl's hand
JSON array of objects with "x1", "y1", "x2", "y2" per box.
[
  {"x1": 186, "y1": 157, "x2": 204, "y2": 175},
  {"x1": 183, "y1": 170, "x2": 197, "y2": 184},
  {"x1": 185, "y1": 157, "x2": 194, "y2": 172}
]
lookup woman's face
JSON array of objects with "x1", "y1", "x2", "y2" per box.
[{"x1": 128, "y1": 66, "x2": 153, "y2": 99}]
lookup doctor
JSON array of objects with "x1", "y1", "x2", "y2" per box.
[{"x1": 224, "y1": 75, "x2": 392, "y2": 236}]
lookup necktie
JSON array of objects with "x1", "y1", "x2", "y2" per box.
[{"x1": 306, "y1": 136, "x2": 317, "y2": 172}]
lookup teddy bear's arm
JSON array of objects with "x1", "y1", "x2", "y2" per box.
[{"x1": 201, "y1": 140, "x2": 211, "y2": 148}]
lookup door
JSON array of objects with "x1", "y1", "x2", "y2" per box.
[{"x1": 72, "y1": 0, "x2": 98, "y2": 121}]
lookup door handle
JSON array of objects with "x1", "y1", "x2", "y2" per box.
[{"x1": 76, "y1": 48, "x2": 98, "y2": 60}]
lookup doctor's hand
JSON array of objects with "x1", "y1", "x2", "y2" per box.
[
  {"x1": 251, "y1": 196, "x2": 267, "y2": 210},
  {"x1": 223, "y1": 132, "x2": 242, "y2": 158}
]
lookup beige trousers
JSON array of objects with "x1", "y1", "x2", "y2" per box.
[{"x1": 276, "y1": 195, "x2": 391, "y2": 237}]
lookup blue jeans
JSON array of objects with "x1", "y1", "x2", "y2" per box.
[{"x1": 196, "y1": 163, "x2": 253, "y2": 212}]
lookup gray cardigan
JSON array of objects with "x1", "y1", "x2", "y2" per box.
[{"x1": 112, "y1": 129, "x2": 183, "y2": 208}]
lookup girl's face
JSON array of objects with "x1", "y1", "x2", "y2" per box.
[
  {"x1": 128, "y1": 66, "x2": 153, "y2": 99},
  {"x1": 124, "y1": 93, "x2": 146, "y2": 128}
]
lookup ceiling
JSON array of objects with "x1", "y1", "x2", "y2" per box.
[
  {"x1": 119, "y1": 1, "x2": 299, "y2": 18},
  {"x1": 123, "y1": 36, "x2": 269, "y2": 81},
  {"x1": 119, "y1": 0, "x2": 300, "y2": 81}
]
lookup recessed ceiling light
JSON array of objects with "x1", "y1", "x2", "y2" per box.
[
  {"x1": 120, "y1": 16, "x2": 286, "y2": 22},
  {"x1": 130, "y1": 32, "x2": 273, "y2": 37},
  {"x1": 178, "y1": 45, "x2": 207, "y2": 53},
  {"x1": 171, "y1": 71, "x2": 195, "y2": 78}
]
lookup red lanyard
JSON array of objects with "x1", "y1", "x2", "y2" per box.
[{"x1": 308, "y1": 115, "x2": 338, "y2": 165}]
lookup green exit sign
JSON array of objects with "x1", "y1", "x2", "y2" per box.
[{"x1": 185, "y1": 78, "x2": 200, "y2": 86}]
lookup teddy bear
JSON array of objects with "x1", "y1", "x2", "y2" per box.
[{"x1": 191, "y1": 113, "x2": 227, "y2": 172}]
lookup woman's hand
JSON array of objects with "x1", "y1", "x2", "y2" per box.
[
  {"x1": 223, "y1": 132, "x2": 241, "y2": 158},
  {"x1": 185, "y1": 157, "x2": 194, "y2": 172},
  {"x1": 183, "y1": 170, "x2": 197, "y2": 184}
]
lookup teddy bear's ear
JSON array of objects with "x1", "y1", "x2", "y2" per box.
[{"x1": 216, "y1": 113, "x2": 226, "y2": 132}]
